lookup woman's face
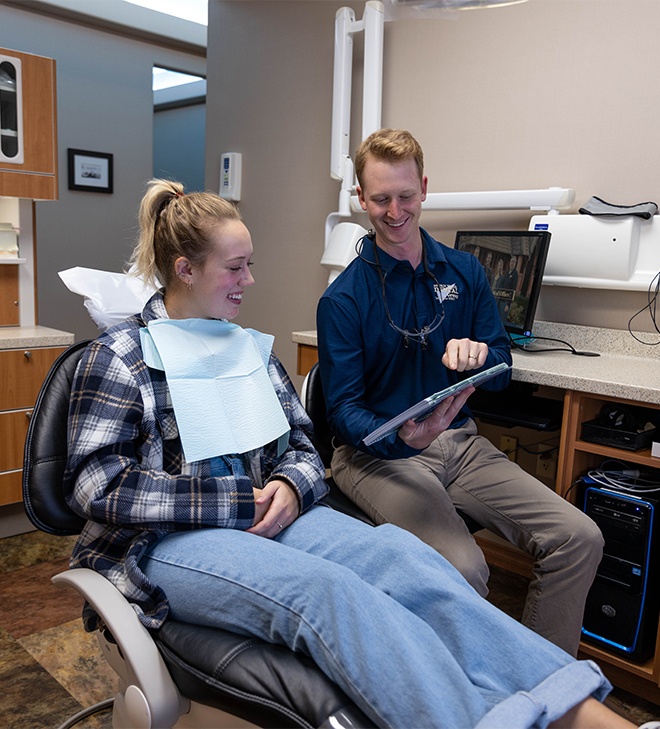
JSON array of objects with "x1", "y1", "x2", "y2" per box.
[{"x1": 184, "y1": 219, "x2": 255, "y2": 321}]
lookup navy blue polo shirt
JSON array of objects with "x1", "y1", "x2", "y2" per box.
[{"x1": 317, "y1": 228, "x2": 512, "y2": 460}]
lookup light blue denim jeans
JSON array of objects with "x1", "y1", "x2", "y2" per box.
[{"x1": 140, "y1": 506, "x2": 610, "y2": 729}]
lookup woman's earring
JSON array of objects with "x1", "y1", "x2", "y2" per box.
[{"x1": 186, "y1": 281, "x2": 192, "y2": 291}]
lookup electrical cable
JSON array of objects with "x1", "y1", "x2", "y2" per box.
[
  {"x1": 55, "y1": 698, "x2": 114, "y2": 729},
  {"x1": 586, "y1": 459, "x2": 660, "y2": 494},
  {"x1": 508, "y1": 332, "x2": 600, "y2": 357},
  {"x1": 628, "y1": 270, "x2": 660, "y2": 346}
]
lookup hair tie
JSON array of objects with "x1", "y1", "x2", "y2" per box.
[{"x1": 174, "y1": 191, "x2": 184, "y2": 198}]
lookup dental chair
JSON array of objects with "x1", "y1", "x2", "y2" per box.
[{"x1": 22, "y1": 340, "x2": 376, "y2": 729}]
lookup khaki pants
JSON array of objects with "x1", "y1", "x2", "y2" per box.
[{"x1": 331, "y1": 418, "x2": 604, "y2": 656}]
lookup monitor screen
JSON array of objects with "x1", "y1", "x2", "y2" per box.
[{"x1": 454, "y1": 230, "x2": 552, "y2": 338}]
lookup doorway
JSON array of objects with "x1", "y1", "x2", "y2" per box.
[{"x1": 153, "y1": 66, "x2": 206, "y2": 191}]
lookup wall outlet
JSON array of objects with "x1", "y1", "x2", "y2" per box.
[
  {"x1": 500, "y1": 435, "x2": 518, "y2": 461},
  {"x1": 536, "y1": 453, "x2": 557, "y2": 479}
]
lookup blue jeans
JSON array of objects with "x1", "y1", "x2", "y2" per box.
[
  {"x1": 331, "y1": 419, "x2": 605, "y2": 655},
  {"x1": 140, "y1": 506, "x2": 610, "y2": 729}
]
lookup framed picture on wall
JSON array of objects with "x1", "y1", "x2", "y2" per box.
[{"x1": 67, "y1": 148, "x2": 113, "y2": 193}]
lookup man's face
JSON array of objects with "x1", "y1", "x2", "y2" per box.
[
  {"x1": 356, "y1": 156, "x2": 427, "y2": 258},
  {"x1": 509, "y1": 256, "x2": 517, "y2": 271}
]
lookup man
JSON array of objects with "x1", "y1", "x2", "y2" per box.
[{"x1": 316, "y1": 128, "x2": 603, "y2": 656}]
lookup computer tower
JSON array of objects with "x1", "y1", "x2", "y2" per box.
[{"x1": 581, "y1": 481, "x2": 660, "y2": 662}]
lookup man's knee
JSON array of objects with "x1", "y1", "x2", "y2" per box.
[{"x1": 544, "y1": 506, "x2": 605, "y2": 570}]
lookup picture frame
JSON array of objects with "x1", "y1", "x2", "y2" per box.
[{"x1": 67, "y1": 148, "x2": 113, "y2": 193}]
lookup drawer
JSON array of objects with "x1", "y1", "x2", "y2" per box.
[
  {"x1": 0, "y1": 346, "x2": 66, "y2": 410},
  {"x1": 0, "y1": 408, "x2": 31, "y2": 471},
  {"x1": 0, "y1": 469, "x2": 22, "y2": 506}
]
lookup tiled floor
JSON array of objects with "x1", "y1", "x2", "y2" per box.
[{"x1": 0, "y1": 530, "x2": 657, "y2": 728}]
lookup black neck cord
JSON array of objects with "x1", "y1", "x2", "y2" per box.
[{"x1": 366, "y1": 235, "x2": 445, "y2": 349}]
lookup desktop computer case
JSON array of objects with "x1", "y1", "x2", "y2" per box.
[{"x1": 581, "y1": 480, "x2": 660, "y2": 663}]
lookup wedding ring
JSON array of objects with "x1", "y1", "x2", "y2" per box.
[
  {"x1": 468, "y1": 354, "x2": 477, "y2": 360},
  {"x1": 276, "y1": 522, "x2": 284, "y2": 530}
]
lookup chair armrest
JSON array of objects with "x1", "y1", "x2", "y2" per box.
[{"x1": 53, "y1": 568, "x2": 187, "y2": 728}]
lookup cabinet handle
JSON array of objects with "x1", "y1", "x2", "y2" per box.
[
  {"x1": 26, "y1": 410, "x2": 33, "y2": 420},
  {"x1": 24, "y1": 350, "x2": 31, "y2": 359}
]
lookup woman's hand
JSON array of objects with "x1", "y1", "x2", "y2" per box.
[{"x1": 247, "y1": 479, "x2": 300, "y2": 538}]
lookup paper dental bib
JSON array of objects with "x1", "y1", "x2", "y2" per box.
[{"x1": 140, "y1": 318, "x2": 290, "y2": 462}]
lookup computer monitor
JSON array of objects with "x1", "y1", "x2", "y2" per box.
[{"x1": 454, "y1": 230, "x2": 552, "y2": 338}]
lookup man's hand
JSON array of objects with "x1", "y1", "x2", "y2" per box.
[
  {"x1": 398, "y1": 386, "x2": 474, "y2": 450},
  {"x1": 248, "y1": 479, "x2": 300, "y2": 538},
  {"x1": 442, "y1": 338, "x2": 488, "y2": 372}
]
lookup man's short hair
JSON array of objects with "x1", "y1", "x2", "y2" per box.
[{"x1": 354, "y1": 129, "x2": 424, "y2": 188}]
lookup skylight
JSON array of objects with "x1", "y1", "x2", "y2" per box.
[{"x1": 122, "y1": 0, "x2": 208, "y2": 26}]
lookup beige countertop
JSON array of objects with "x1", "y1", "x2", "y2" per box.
[
  {"x1": 292, "y1": 321, "x2": 660, "y2": 406},
  {"x1": 0, "y1": 326, "x2": 75, "y2": 350}
]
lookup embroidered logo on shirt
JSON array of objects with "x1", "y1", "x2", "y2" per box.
[{"x1": 435, "y1": 283, "x2": 458, "y2": 303}]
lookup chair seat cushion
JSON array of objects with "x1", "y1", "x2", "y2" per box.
[{"x1": 155, "y1": 620, "x2": 375, "y2": 729}]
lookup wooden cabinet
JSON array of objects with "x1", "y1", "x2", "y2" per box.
[
  {"x1": 556, "y1": 390, "x2": 660, "y2": 703},
  {"x1": 0, "y1": 48, "x2": 58, "y2": 200},
  {"x1": 0, "y1": 345, "x2": 67, "y2": 506}
]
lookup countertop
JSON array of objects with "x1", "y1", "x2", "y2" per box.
[
  {"x1": 292, "y1": 321, "x2": 660, "y2": 405},
  {"x1": 0, "y1": 326, "x2": 75, "y2": 350}
]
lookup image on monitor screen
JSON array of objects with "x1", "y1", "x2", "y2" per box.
[{"x1": 454, "y1": 230, "x2": 552, "y2": 338}]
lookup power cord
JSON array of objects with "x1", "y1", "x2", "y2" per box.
[
  {"x1": 628, "y1": 270, "x2": 660, "y2": 346},
  {"x1": 508, "y1": 332, "x2": 600, "y2": 357},
  {"x1": 586, "y1": 459, "x2": 660, "y2": 494}
]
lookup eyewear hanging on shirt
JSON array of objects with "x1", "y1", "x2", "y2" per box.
[{"x1": 356, "y1": 232, "x2": 446, "y2": 350}]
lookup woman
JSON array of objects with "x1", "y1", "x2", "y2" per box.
[{"x1": 64, "y1": 179, "x2": 648, "y2": 729}]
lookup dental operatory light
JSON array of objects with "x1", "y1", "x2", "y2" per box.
[
  {"x1": 384, "y1": 0, "x2": 529, "y2": 18},
  {"x1": 388, "y1": 0, "x2": 528, "y2": 10}
]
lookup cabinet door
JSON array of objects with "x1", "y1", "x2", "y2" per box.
[
  {"x1": 0, "y1": 346, "x2": 67, "y2": 411},
  {"x1": 0, "y1": 409, "x2": 30, "y2": 471},
  {"x1": 0, "y1": 48, "x2": 57, "y2": 200},
  {"x1": 0, "y1": 470, "x2": 21, "y2": 506},
  {"x1": 0, "y1": 266, "x2": 19, "y2": 326}
]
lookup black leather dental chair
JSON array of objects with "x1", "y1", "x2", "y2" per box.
[
  {"x1": 22, "y1": 341, "x2": 376, "y2": 729},
  {"x1": 301, "y1": 363, "x2": 375, "y2": 525}
]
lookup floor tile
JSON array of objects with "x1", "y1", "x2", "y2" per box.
[
  {"x1": 0, "y1": 530, "x2": 76, "y2": 574},
  {"x1": 0, "y1": 625, "x2": 83, "y2": 729},
  {"x1": 0, "y1": 557, "x2": 83, "y2": 638},
  {"x1": 19, "y1": 619, "x2": 117, "y2": 709}
]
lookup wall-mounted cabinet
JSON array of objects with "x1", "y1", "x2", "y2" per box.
[{"x1": 0, "y1": 48, "x2": 57, "y2": 200}]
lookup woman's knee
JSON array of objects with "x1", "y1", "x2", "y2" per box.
[{"x1": 374, "y1": 523, "x2": 490, "y2": 597}]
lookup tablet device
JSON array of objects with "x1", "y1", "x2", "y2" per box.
[{"x1": 363, "y1": 362, "x2": 511, "y2": 446}]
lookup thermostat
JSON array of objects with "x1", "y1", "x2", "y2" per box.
[{"x1": 220, "y1": 152, "x2": 242, "y2": 202}]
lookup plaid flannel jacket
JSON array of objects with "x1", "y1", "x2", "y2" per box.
[{"x1": 64, "y1": 293, "x2": 328, "y2": 629}]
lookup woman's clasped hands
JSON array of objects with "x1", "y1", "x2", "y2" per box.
[{"x1": 248, "y1": 479, "x2": 300, "y2": 538}]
